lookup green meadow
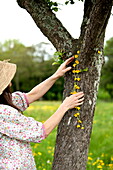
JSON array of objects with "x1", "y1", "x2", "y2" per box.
[{"x1": 24, "y1": 100, "x2": 113, "y2": 170}]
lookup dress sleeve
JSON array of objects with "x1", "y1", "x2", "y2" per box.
[
  {"x1": 12, "y1": 91, "x2": 29, "y2": 111},
  {"x1": 0, "y1": 106, "x2": 46, "y2": 143}
]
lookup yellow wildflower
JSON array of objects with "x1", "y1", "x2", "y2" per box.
[
  {"x1": 98, "y1": 51, "x2": 101, "y2": 54},
  {"x1": 74, "y1": 112, "x2": 80, "y2": 117},
  {"x1": 99, "y1": 160, "x2": 103, "y2": 163},
  {"x1": 75, "y1": 107, "x2": 80, "y2": 110},
  {"x1": 70, "y1": 91, "x2": 77, "y2": 94},
  {"x1": 97, "y1": 165, "x2": 102, "y2": 169},
  {"x1": 74, "y1": 77, "x2": 81, "y2": 81},
  {"x1": 78, "y1": 120, "x2": 82, "y2": 123},
  {"x1": 77, "y1": 124, "x2": 80, "y2": 128},
  {"x1": 74, "y1": 84, "x2": 80, "y2": 89},
  {"x1": 108, "y1": 164, "x2": 113, "y2": 167},
  {"x1": 111, "y1": 157, "x2": 113, "y2": 161},
  {"x1": 72, "y1": 70, "x2": 81, "y2": 73},
  {"x1": 88, "y1": 157, "x2": 93, "y2": 161},
  {"x1": 38, "y1": 152, "x2": 42, "y2": 156},
  {"x1": 100, "y1": 162, "x2": 104, "y2": 166},
  {"x1": 75, "y1": 60, "x2": 79, "y2": 64},
  {"x1": 73, "y1": 64, "x2": 77, "y2": 67},
  {"x1": 74, "y1": 114, "x2": 78, "y2": 117},
  {"x1": 33, "y1": 152, "x2": 37, "y2": 156},
  {"x1": 81, "y1": 127, "x2": 84, "y2": 129},
  {"x1": 77, "y1": 51, "x2": 80, "y2": 54},
  {"x1": 74, "y1": 55, "x2": 79, "y2": 58},
  {"x1": 92, "y1": 162, "x2": 97, "y2": 166}
]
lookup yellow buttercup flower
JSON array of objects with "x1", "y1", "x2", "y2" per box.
[
  {"x1": 74, "y1": 112, "x2": 80, "y2": 117},
  {"x1": 109, "y1": 164, "x2": 113, "y2": 167},
  {"x1": 70, "y1": 91, "x2": 77, "y2": 94},
  {"x1": 74, "y1": 114, "x2": 78, "y2": 117},
  {"x1": 81, "y1": 127, "x2": 85, "y2": 129},
  {"x1": 74, "y1": 84, "x2": 80, "y2": 89},
  {"x1": 77, "y1": 124, "x2": 80, "y2": 128},
  {"x1": 97, "y1": 165, "x2": 102, "y2": 169},
  {"x1": 73, "y1": 64, "x2": 77, "y2": 67},
  {"x1": 78, "y1": 120, "x2": 82, "y2": 123},
  {"x1": 77, "y1": 51, "x2": 80, "y2": 54},
  {"x1": 88, "y1": 157, "x2": 93, "y2": 161},
  {"x1": 75, "y1": 107, "x2": 80, "y2": 110},
  {"x1": 98, "y1": 51, "x2": 101, "y2": 54},
  {"x1": 92, "y1": 162, "x2": 97, "y2": 166},
  {"x1": 33, "y1": 152, "x2": 37, "y2": 156},
  {"x1": 74, "y1": 55, "x2": 79, "y2": 58},
  {"x1": 74, "y1": 77, "x2": 81, "y2": 81},
  {"x1": 72, "y1": 70, "x2": 81, "y2": 73},
  {"x1": 75, "y1": 60, "x2": 79, "y2": 64}
]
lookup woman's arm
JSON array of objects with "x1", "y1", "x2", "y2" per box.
[
  {"x1": 26, "y1": 57, "x2": 74, "y2": 104},
  {"x1": 44, "y1": 92, "x2": 84, "y2": 137}
]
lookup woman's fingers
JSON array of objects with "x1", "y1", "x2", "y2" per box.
[
  {"x1": 64, "y1": 57, "x2": 74, "y2": 66},
  {"x1": 77, "y1": 97, "x2": 84, "y2": 102},
  {"x1": 76, "y1": 101, "x2": 84, "y2": 106},
  {"x1": 75, "y1": 92, "x2": 84, "y2": 97},
  {"x1": 63, "y1": 66, "x2": 72, "y2": 72}
]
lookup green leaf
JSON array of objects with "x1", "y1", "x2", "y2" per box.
[
  {"x1": 52, "y1": 62, "x2": 59, "y2": 65},
  {"x1": 82, "y1": 68, "x2": 88, "y2": 72},
  {"x1": 65, "y1": 1, "x2": 69, "y2": 5},
  {"x1": 52, "y1": 7, "x2": 58, "y2": 12}
]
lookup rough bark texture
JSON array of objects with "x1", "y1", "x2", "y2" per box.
[{"x1": 17, "y1": 0, "x2": 112, "y2": 169}]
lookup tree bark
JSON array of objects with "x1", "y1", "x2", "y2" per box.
[{"x1": 17, "y1": 0, "x2": 112, "y2": 169}]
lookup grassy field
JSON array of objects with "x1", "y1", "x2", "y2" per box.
[{"x1": 24, "y1": 100, "x2": 113, "y2": 170}]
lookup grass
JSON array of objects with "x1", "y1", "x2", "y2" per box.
[{"x1": 24, "y1": 100, "x2": 113, "y2": 170}]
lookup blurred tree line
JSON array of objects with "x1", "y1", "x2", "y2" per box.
[
  {"x1": 0, "y1": 39, "x2": 64, "y2": 100},
  {"x1": 98, "y1": 37, "x2": 113, "y2": 100},
  {"x1": 1, "y1": 38, "x2": 113, "y2": 101}
]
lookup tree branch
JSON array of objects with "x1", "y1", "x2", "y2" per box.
[
  {"x1": 17, "y1": 0, "x2": 77, "y2": 55},
  {"x1": 80, "y1": 0, "x2": 112, "y2": 63},
  {"x1": 80, "y1": 0, "x2": 94, "y2": 39}
]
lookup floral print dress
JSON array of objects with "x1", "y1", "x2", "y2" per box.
[{"x1": 0, "y1": 92, "x2": 45, "y2": 170}]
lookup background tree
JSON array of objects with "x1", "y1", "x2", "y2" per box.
[
  {"x1": 0, "y1": 39, "x2": 63, "y2": 100},
  {"x1": 99, "y1": 37, "x2": 113, "y2": 99},
  {"x1": 16, "y1": 0, "x2": 112, "y2": 169}
]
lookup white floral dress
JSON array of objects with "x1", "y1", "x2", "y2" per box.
[{"x1": 0, "y1": 92, "x2": 45, "y2": 170}]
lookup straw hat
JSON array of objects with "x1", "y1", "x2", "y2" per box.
[{"x1": 0, "y1": 60, "x2": 16, "y2": 95}]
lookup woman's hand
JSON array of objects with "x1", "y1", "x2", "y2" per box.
[
  {"x1": 44, "y1": 92, "x2": 84, "y2": 137},
  {"x1": 53, "y1": 57, "x2": 74, "y2": 79},
  {"x1": 61, "y1": 92, "x2": 84, "y2": 111}
]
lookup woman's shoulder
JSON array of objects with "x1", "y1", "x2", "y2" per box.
[{"x1": 0, "y1": 104, "x2": 19, "y2": 116}]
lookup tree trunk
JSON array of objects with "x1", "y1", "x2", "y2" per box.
[{"x1": 17, "y1": 0, "x2": 112, "y2": 169}]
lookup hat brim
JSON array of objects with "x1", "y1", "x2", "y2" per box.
[{"x1": 0, "y1": 63, "x2": 16, "y2": 95}]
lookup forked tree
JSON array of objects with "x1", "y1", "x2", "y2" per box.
[{"x1": 17, "y1": 0, "x2": 112, "y2": 169}]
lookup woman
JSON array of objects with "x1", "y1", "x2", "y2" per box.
[{"x1": 0, "y1": 58, "x2": 84, "y2": 169}]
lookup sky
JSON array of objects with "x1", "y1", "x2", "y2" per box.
[{"x1": 0, "y1": 0, "x2": 113, "y2": 49}]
